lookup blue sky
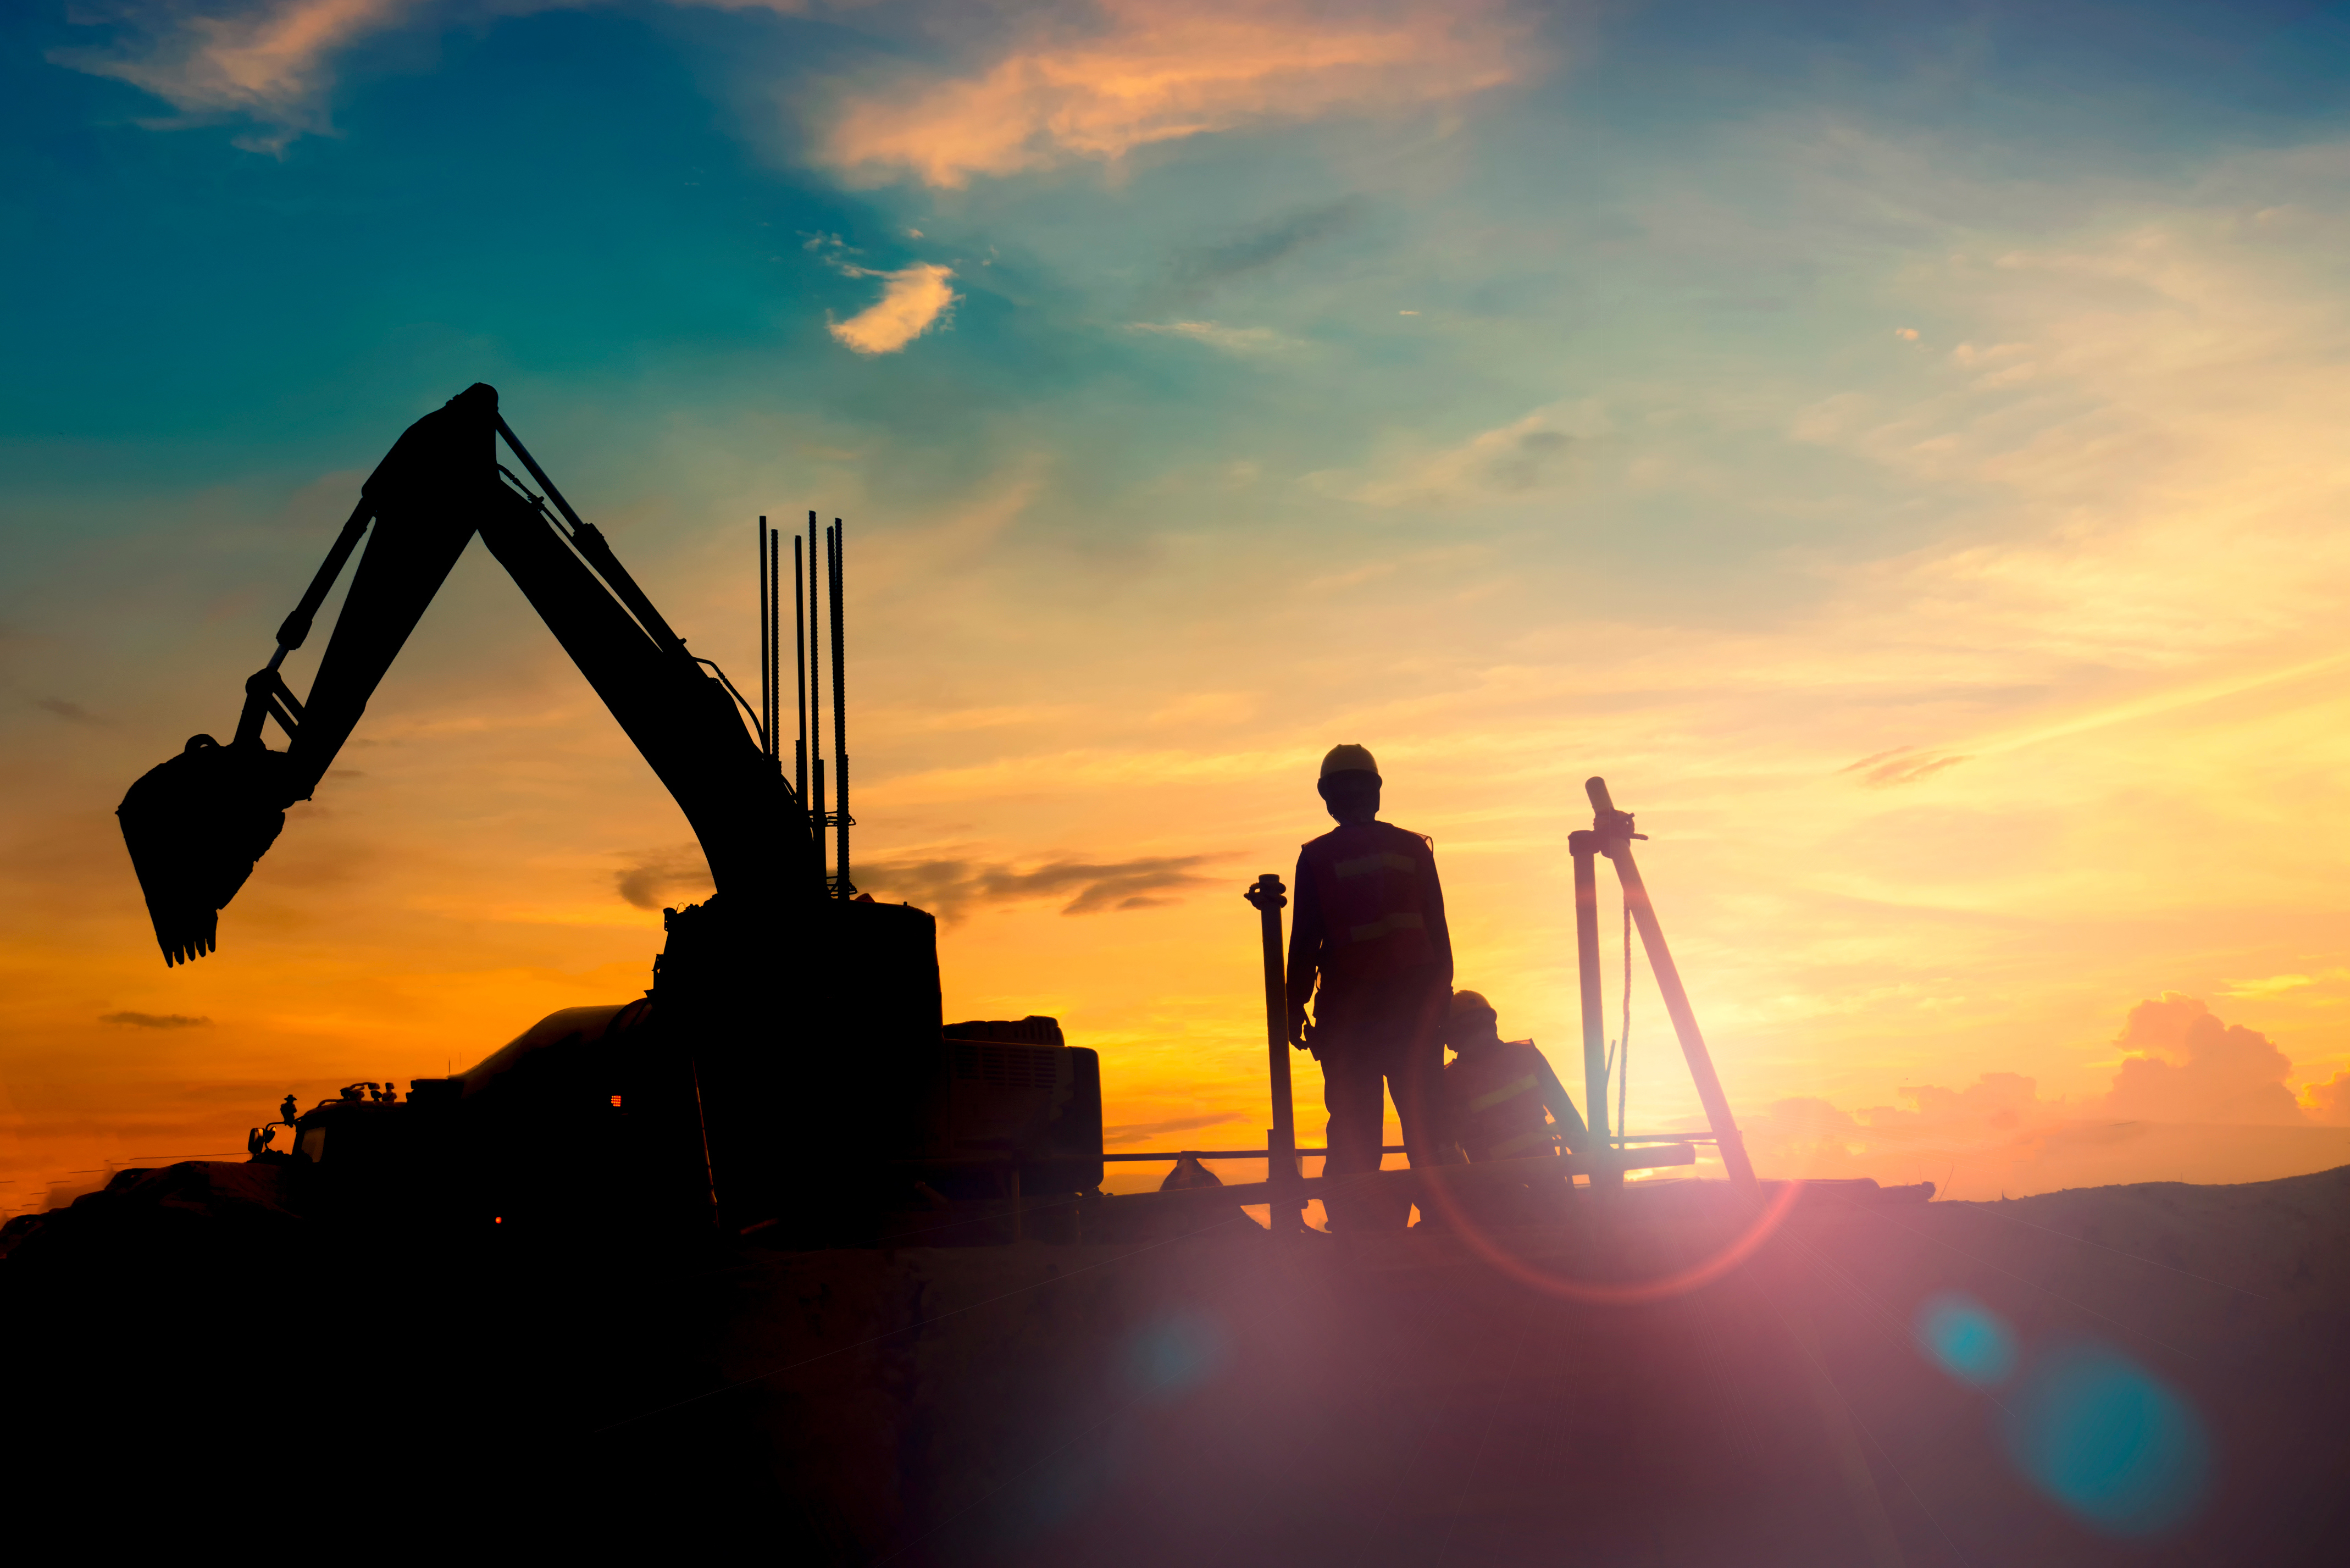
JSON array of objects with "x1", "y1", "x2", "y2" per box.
[{"x1": 10, "y1": 0, "x2": 2350, "y2": 1209}]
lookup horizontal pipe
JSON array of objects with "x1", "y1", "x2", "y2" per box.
[
  {"x1": 1116, "y1": 1143, "x2": 1698, "y2": 1209},
  {"x1": 1102, "y1": 1145, "x2": 1401, "y2": 1162},
  {"x1": 1104, "y1": 1136, "x2": 1710, "y2": 1163}
]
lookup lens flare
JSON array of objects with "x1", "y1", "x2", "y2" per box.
[
  {"x1": 1414, "y1": 1163, "x2": 1805, "y2": 1306},
  {"x1": 2003, "y1": 1340, "x2": 2212, "y2": 1536},
  {"x1": 1128, "y1": 1312, "x2": 1228, "y2": 1398},
  {"x1": 1914, "y1": 1292, "x2": 2018, "y2": 1386}
]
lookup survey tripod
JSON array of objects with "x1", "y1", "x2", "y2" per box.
[
  {"x1": 1571, "y1": 777, "x2": 1759, "y2": 1193},
  {"x1": 1229, "y1": 775, "x2": 1756, "y2": 1235}
]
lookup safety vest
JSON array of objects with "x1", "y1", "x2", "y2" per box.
[
  {"x1": 1301, "y1": 822, "x2": 1442, "y2": 982},
  {"x1": 1446, "y1": 1040, "x2": 1559, "y2": 1162}
]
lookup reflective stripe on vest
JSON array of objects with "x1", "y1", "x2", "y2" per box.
[
  {"x1": 1348, "y1": 911, "x2": 1425, "y2": 944},
  {"x1": 1466, "y1": 1072, "x2": 1537, "y2": 1114},
  {"x1": 1335, "y1": 851, "x2": 1416, "y2": 880}
]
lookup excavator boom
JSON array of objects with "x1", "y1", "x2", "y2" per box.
[{"x1": 118, "y1": 384, "x2": 820, "y2": 965}]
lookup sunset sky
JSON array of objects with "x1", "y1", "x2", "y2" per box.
[{"x1": 9, "y1": 0, "x2": 2350, "y2": 1216}]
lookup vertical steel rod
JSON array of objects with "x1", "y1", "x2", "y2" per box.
[
  {"x1": 1586, "y1": 777, "x2": 1759, "y2": 1194},
  {"x1": 829, "y1": 519, "x2": 849, "y2": 899},
  {"x1": 1246, "y1": 874, "x2": 1300, "y2": 1233},
  {"x1": 793, "y1": 535, "x2": 807, "y2": 804},
  {"x1": 758, "y1": 517, "x2": 772, "y2": 760},
  {"x1": 775, "y1": 527, "x2": 785, "y2": 766},
  {"x1": 1570, "y1": 833, "x2": 1611, "y2": 1160},
  {"x1": 807, "y1": 511, "x2": 825, "y2": 885}
]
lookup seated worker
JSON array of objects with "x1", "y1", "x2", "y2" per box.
[{"x1": 1440, "y1": 991, "x2": 1590, "y2": 1223}]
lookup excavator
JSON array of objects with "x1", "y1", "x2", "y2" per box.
[{"x1": 115, "y1": 384, "x2": 1101, "y2": 1240}]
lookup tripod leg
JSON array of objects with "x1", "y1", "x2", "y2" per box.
[{"x1": 1611, "y1": 847, "x2": 1759, "y2": 1194}]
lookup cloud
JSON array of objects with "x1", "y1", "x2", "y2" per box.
[
  {"x1": 1839, "y1": 746, "x2": 1970, "y2": 786},
  {"x1": 1159, "y1": 198, "x2": 1366, "y2": 304},
  {"x1": 1328, "y1": 399, "x2": 1603, "y2": 506},
  {"x1": 66, "y1": 1, "x2": 1527, "y2": 171},
  {"x1": 1126, "y1": 320, "x2": 1296, "y2": 355},
  {"x1": 855, "y1": 851, "x2": 1225, "y2": 919},
  {"x1": 1752, "y1": 996, "x2": 2312, "y2": 1188},
  {"x1": 829, "y1": 263, "x2": 960, "y2": 355},
  {"x1": 817, "y1": 0, "x2": 1531, "y2": 188},
  {"x1": 614, "y1": 845, "x2": 713, "y2": 911},
  {"x1": 100, "y1": 1011, "x2": 213, "y2": 1029},
  {"x1": 51, "y1": 0, "x2": 428, "y2": 153},
  {"x1": 34, "y1": 697, "x2": 104, "y2": 725},
  {"x1": 2100, "y1": 993, "x2": 2305, "y2": 1125},
  {"x1": 2303, "y1": 1070, "x2": 2350, "y2": 1126},
  {"x1": 1105, "y1": 1112, "x2": 1233, "y2": 1146}
]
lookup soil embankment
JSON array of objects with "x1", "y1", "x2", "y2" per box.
[{"x1": 6, "y1": 1166, "x2": 2346, "y2": 1563}]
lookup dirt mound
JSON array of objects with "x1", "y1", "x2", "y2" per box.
[{"x1": 3, "y1": 1166, "x2": 2345, "y2": 1561}]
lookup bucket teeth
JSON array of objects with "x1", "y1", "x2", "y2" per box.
[{"x1": 117, "y1": 735, "x2": 297, "y2": 966}]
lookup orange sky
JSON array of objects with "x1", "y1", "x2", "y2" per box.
[{"x1": 11, "y1": 0, "x2": 2350, "y2": 1215}]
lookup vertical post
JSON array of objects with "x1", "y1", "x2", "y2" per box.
[
  {"x1": 829, "y1": 519, "x2": 849, "y2": 898},
  {"x1": 1571, "y1": 830, "x2": 1610, "y2": 1159},
  {"x1": 757, "y1": 517, "x2": 771, "y2": 760},
  {"x1": 1245, "y1": 874, "x2": 1301, "y2": 1234},
  {"x1": 775, "y1": 527, "x2": 785, "y2": 766},
  {"x1": 793, "y1": 535, "x2": 807, "y2": 804},
  {"x1": 807, "y1": 512, "x2": 825, "y2": 886},
  {"x1": 1586, "y1": 777, "x2": 1759, "y2": 1194}
]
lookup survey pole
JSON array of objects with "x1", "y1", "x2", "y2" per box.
[
  {"x1": 1246, "y1": 873, "x2": 1304, "y2": 1234},
  {"x1": 1570, "y1": 829, "x2": 1610, "y2": 1156}
]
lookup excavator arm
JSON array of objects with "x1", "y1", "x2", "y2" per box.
[{"x1": 119, "y1": 384, "x2": 819, "y2": 965}]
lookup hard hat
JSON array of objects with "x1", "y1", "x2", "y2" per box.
[
  {"x1": 1319, "y1": 744, "x2": 1379, "y2": 780},
  {"x1": 1449, "y1": 989, "x2": 1497, "y2": 1020}
]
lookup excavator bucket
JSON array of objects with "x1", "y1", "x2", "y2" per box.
[{"x1": 117, "y1": 735, "x2": 298, "y2": 966}]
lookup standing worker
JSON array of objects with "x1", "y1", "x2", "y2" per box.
[{"x1": 1286, "y1": 745, "x2": 1455, "y2": 1232}]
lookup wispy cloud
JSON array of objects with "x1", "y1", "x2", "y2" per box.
[
  {"x1": 52, "y1": 0, "x2": 427, "y2": 153},
  {"x1": 34, "y1": 697, "x2": 104, "y2": 726},
  {"x1": 101, "y1": 1011, "x2": 213, "y2": 1029},
  {"x1": 829, "y1": 261, "x2": 960, "y2": 355},
  {"x1": 1839, "y1": 746, "x2": 1969, "y2": 787},
  {"x1": 818, "y1": 0, "x2": 1532, "y2": 187},
  {"x1": 856, "y1": 851, "x2": 1226, "y2": 919},
  {"x1": 614, "y1": 845, "x2": 713, "y2": 911},
  {"x1": 1127, "y1": 320, "x2": 1296, "y2": 355},
  {"x1": 1158, "y1": 198, "x2": 1366, "y2": 306},
  {"x1": 1324, "y1": 399, "x2": 1605, "y2": 506},
  {"x1": 1105, "y1": 1112, "x2": 1233, "y2": 1146}
]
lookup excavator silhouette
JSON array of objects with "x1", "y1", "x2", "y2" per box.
[{"x1": 116, "y1": 385, "x2": 1100, "y2": 1240}]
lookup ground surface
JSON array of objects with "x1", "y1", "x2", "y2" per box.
[{"x1": 7, "y1": 1166, "x2": 2347, "y2": 1563}]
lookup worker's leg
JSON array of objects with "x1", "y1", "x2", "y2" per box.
[
  {"x1": 1388, "y1": 973, "x2": 1457, "y2": 1170},
  {"x1": 1320, "y1": 1037, "x2": 1400, "y2": 1231}
]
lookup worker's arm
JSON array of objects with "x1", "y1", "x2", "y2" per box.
[
  {"x1": 1284, "y1": 847, "x2": 1322, "y2": 1045},
  {"x1": 1532, "y1": 1048, "x2": 1589, "y2": 1155},
  {"x1": 1420, "y1": 836, "x2": 1454, "y2": 985}
]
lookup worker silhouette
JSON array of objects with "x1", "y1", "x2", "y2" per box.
[
  {"x1": 1287, "y1": 745, "x2": 1455, "y2": 1232},
  {"x1": 1442, "y1": 990, "x2": 1587, "y2": 1225}
]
